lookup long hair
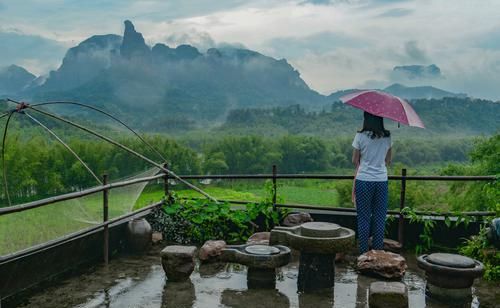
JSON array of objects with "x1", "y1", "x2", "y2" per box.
[{"x1": 359, "y1": 111, "x2": 390, "y2": 139}]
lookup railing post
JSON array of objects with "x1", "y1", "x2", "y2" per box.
[
  {"x1": 102, "y1": 174, "x2": 109, "y2": 266},
  {"x1": 398, "y1": 168, "x2": 407, "y2": 246},
  {"x1": 163, "y1": 163, "x2": 169, "y2": 199},
  {"x1": 272, "y1": 165, "x2": 277, "y2": 210}
]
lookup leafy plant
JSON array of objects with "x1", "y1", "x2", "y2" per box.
[
  {"x1": 402, "y1": 206, "x2": 475, "y2": 254},
  {"x1": 152, "y1": 190, "x2": 288, "y2": 244},
  {"x1": 459, "y1": 224, "x2": 500, "y2": 281}
]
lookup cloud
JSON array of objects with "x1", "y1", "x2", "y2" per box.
[
  {"x1": 476, "y1": 27, "x2": 500, "y2": 50},
  {"x1": 0, "y1": 31, "x2": 66, "y2": 75},
  {"x1": 265, "y1": 32, "x2": 363, "y2": 59},
  {"x1": 0, "y1": 2, "x2": 6, "y2": 11},
  {"x1": 404, "y1": 40, "x2": 428, "y2": 63},
  {"x1": 377, "y1": 8, "x2": 413, "y2": 17},
  {"x1": 161, "y1": 29, "x2": 216, "y2": 51},
  {"x1": 1, "y1": 0, "x2": 500, "y2": 100}
]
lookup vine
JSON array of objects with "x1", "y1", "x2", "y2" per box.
[{"x1": 401, "y1": 206, "x2": 472, "y2": 255}]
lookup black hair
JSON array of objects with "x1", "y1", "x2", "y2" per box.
[{"x1": 359, "y1": 111, "x2": 390, "y2": 139}]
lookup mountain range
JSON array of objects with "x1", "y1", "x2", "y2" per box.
[{"x1": 0, "y1": 20, "x2": 475, "y2": 125}]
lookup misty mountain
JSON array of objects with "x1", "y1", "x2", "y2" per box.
[
  {"x1": 0, "y1": 65, "x2": 36, "y2": 95},
  {"x1": 327, "y1": 83, "x2": 464, "y2": 102},
  {"x1": 384, "y1": 83, "x2": 466, "y2": 100},
  {"x1": 26, "y1": 20, "x2": 326, "y2": 122},
  {"x1": 392, "y1": 64, "x2": 442, "y2": 80}
]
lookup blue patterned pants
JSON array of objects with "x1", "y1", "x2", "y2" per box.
[{"x1": 355, "y1": 180, "x2": 388, "y2": 254}]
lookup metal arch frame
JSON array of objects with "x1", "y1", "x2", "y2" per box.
[
  {"x1": 24, "y1": 111, "x2": 102, "y2": 185},
  {"x1": 1, "y1": 98, "x2": 218, "y2": 203}
]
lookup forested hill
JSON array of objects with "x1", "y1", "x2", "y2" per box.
[{"x1": 221, "y1": 97, "x2": 500, "y2": 137}]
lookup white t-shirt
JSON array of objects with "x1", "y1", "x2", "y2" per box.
[{"x1": 352, "y1": 132, "x2": 392, "y2": 182}]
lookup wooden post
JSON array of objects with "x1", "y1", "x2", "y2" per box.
[
  {"x1": 102, "y1": 174, "x2": 109, "y2": 265},
  {"x1": 163, "y1": 163, "x2": 169, "y2": 198},
  {"x1": 398, "y1": 168, "x2": 407, "y2": 247},
  {"x1": 272, "y1": 165, "x2": 277, "y2": 210}
]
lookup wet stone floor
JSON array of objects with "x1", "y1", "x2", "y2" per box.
[{"x1": 16, "y1": 246, "x2": 499, "y2": 308}]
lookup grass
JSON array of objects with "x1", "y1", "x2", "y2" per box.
[{"x1": 0, "y1": 179, "x2": 460, "y2": 256}]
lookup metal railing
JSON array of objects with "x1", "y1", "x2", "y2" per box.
[
  {"x1": 0, "y1": 172, "x2": 169, "y2": 264},
  {"x1": 0, "y1": 166, "x2": 496, "y2": 262},
  {"x1": 169, "y1": 166, "x2": 496, "y2": 247}
]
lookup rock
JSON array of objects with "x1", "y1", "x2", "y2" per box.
[
  {"x1": 199, "y1": 240, "x2": 226, "y2": 261},
  {"x1": 369, "y1": 281, "x2": 408, "y2": 308},
  {"x1": 357, "y1": 250, "x2": 407, "y2": 279},
  {"x1": 383, "y1": 239, "x2": 403, "y2": 253},
  {"x1": 368, "y1": 238, "x2": 403, "y2": 253},
  {"x1": 161, "y1": 245, "x2": 197, "y2": 281},
  {"x1": 120, "y1": 20, "x2": 151, "y2": 60},
  {"x1": 282, "y1": 213, "x2": 313, "y2": 227},
  {"x1": 152, "y1": 231, "x2": 163, "y2": 244},
  {"x1": 247, "y1": 232, "x2": 270, "y2": 245}
]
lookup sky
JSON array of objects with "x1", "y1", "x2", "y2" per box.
[{"x1": 1, "y1": 0, "x2": 499, "y2": 100}]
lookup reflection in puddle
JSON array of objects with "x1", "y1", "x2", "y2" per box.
[{"x1": 18, "y1": 248, "x2": 497, "y2": 308}]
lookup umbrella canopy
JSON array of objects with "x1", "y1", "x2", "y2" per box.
[{"x1": 340, "y1": 90, "x2": 425, "y2": 128}]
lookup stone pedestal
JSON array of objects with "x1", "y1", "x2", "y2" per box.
[
  {"x1": 161, "y1": 279, "x2": 195, "y2": 308},
  {"x1": 270, "y1": 221, "x2": 355, "y2": 293},
  {"x1": 369, "y1": 281, "x2": 408, "y2": 308},
  {"x1": 298, "y1": 252, "x2": 335, "y2": 292},
  {"x1": 417, "y1": 253, "x2": 484, "y2": 305},
  {"x1": 426, "y1": 284, "x2": 472, "y2": 304},
  {"x1": 161, "y1": 245, "x2": 197, "y2": 282},
  {"x1": 247, "y1": 267, "x2": 277, "y2": 289}
]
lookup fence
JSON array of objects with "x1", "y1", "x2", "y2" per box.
[
  {"x1": 0, "y1": 166, "x2": 496, "y2": 262},
  {"x1": 169, "y1": 166, "x2": 496, "y2": 247}
]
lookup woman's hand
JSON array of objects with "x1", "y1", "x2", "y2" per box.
[
  {"x1": 352, "y1": 149, "x2": 360, "y2": 165},
  {"x1": 385, "y1": 147, "x2": 392, "y2": 166}
]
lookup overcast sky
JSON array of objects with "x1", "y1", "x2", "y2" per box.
[{"x1": 1, "y1": 0, "x2": 499, "y2": 100}]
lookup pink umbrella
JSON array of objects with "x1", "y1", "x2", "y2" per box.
[{"x1": 340, "y1": 90, "x2": 425, "y2": 128}]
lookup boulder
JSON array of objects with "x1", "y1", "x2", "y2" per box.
[
  {"x1": 383, "y1": 239, "x2": 403, "y2": 253},
  {"x1": 199, "y1": 240, "x2": 226, "y2": 261},
  {"x1": 247, "y1": 232, "x2": 270, "y2": 245},
  {"x1": 368, "y1": 238, "x2": 403, "y2": 253},
  {"x1": 369, "y1": 281, "x2": 408, "y2": 308},
  {"x1": 161, "y1": 245, "x2": 197, "y2": 281},
  {"x1": 357, "y1": 250, "x2": 407, "y2": 279},
  {"x1": 282, "y1": 213, "x2": 313, "y2": 227}
]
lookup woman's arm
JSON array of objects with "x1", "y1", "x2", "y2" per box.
[
  {"x1": 385, "y1": 147, "x2": 392, "y2": 166},
  {"x1": 352, "y1": 149, "x2": 360, "y2": 166}
]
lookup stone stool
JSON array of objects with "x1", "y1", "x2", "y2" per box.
[
  {"x1": 220, "y1": 244, "x2": 291, "y2": 289},
  {"x1": 417, "y1": 253, "x2": 484, "y2": 304},
  {"x1": 369, "y1": 281, "x2": 408, "y2": 308},
  {"x1": 161, "y1": 245, "x2": 197, "y2": 282}
]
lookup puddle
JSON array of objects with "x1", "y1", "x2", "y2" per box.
[{"x1": 16, "y1": 247, "x2": 500, "y2": 308}]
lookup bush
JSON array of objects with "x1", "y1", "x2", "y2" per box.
[
  {"x1": 150, "y1": 193, "x2": 288, "y2": 244},
  {"x1": 459, "y1": 224, "x2": 500, "y2": 281}
]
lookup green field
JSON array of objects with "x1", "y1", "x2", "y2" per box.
[
  {"x1": 0, "y1": 178, "x2": 485, "y2": 256},
  {"x1": 0, "y1": 181, "x2": 345, "y2": 255}
]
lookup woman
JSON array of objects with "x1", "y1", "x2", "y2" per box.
[{"x1": 352, "y1": 111, "x2": 392, "y2": 254}]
